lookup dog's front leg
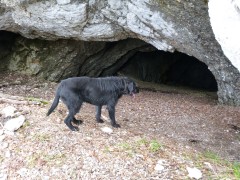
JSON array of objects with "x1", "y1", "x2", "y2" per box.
[
  {"x1": 95, "y1": 105, "x2": 104, "y2": 123},
  {"x1": 107, "y1": 104, "x2": 120, "y2": 128}
]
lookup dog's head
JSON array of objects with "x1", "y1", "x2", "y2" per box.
[{"x1": 124, "y1": 78, "x2": 139, "y2": 97}]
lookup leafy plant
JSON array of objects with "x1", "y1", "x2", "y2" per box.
[
  {"x1": 233, "y1": 162, "x2": 240, "y2": 179},
  {"x1": 26, "y1": 97, "x2": 49, "y2": 105},
  {"x1": 149, "y1": 140, "x2": 162, "y2": 152},
  {"x1": 33, "y1": 133, "x2": 50, "y2": 142},
  {"x1": 136, "y1": 138, "x2": 148, "y2": 146},
  {"x1": 203, "y1": 150, "x2": 221, "y2": 163}
]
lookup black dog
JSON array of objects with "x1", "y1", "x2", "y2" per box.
[{"x1": 47, "y1": 76, "x2": 139, "y2": 131}]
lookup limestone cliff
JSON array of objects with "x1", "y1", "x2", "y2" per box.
[{"x1": 0, "y1": 0, "x2": 240, "y2": 105}]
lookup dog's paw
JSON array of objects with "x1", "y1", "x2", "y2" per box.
[
  {"x1": 96, "y1": 119, "x2": 104, "y2": 123},
  {"x1": 112, "y1": 123, "x2": 121, "y2": 128},
  {"x1": 70, "y1": 126, "x2": 79, "y2": 131},
  {"x1": 73, "y1": 119, "x2": 83, "y2": 125}
]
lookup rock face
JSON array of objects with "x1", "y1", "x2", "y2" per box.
[
  {"x1": 209, "y1": 0, "x2": 240, "y2": 72},
  {"x1": 0, "y1": 0, "x2": 240, "y2": 105}
]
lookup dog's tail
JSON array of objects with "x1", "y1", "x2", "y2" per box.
[{"x1": 47, "y1": 86, "x2": 61, "y2": 116}]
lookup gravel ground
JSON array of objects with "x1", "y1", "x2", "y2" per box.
[{"x1": 0, "y1": 72, "x2": 240, "y2": 179}]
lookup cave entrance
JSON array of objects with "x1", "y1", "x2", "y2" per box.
[
  {"x1": 118, "y1": 50, "x2": 218, "y2": 92},
  {"x1": 0, "y1": 30, "x2": 18, "y2": 57}
]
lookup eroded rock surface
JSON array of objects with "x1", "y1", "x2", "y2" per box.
[{"x1": 0, "y1": 0, "x2": 240, "y2": 105}]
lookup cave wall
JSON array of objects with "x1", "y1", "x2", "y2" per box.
[
  {"x1": 0, "y1": 36, "x2": 149, "y2": 81},
  {"x1": 120, "y1": 51, "x2": 218, "y2": 91},
  {"x1": 0, "y1": 0, "x2": 240, "y2": 105}
]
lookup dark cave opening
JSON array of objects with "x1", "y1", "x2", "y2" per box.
[
  {"x1": 119, "y1": 50, "x2": 218, "y2": 92},
  {"x1": 0, "y1": 31, "x2": 19, "y2": 71},
  {"x1": 0, "y1": 31, "x2": 18, "y2": 52}
]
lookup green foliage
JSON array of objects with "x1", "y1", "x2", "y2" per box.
[
  {"x1": 203, "y1": 150, "x2": 221, "y2": 163},
  {"x1": 149, "y1": 140, "x2": 162, "y2": 152},
  {"x1": 21, "y1": 120, "x2": 30, "y2": 129},
  {"x1": 233, "y1": 163, "x2": 240, "y2": 179},
  {"x1": 26, "y1": 97, "x2": 49, "y2": 105},
  {"x1": 136, "y1": 138, "x2": 148, "y2": 146},
  {"x1": 32, "y1": 133, "x2": 51, "y2": 142}
]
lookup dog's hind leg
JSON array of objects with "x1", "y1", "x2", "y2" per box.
[
  {"x1": 62, "y1": 95, "x2": 83, "y2": 131},
  {"x1": 63, "y1": 113, "x2": 79, "y2": 131},
  {"x1": 95, "y1": 105, "x2": 104, "y2": 123}
]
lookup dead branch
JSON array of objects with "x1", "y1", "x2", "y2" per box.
[
  {"x1": 0, "y1": 93, "x2": 44, "y2": 105},
  {"x1": 0, "y1": 81, "x2": 22, "y2": 88}
]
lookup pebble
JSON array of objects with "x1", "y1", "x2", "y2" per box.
[
  {"x1": 154, "y1": 164, "x2": 164, "y2": 171},
  {"x1": 17, "y1": 168, "x2": 28, "y2": 177},
  {"x1": 154, "y1": 159, "x2": 166, "y2": 172},
  {"x1": 101, "y1": 127, "x2": 113, "y2": 134},
  {"x1": 5, "y1": 150, "x2": 11, "y2": 158},
  {"x1": 1, "y1": 106, "x2": 16, "y2": 117},
  {"x1": 0, "y1": 135, "x2": 5, "y2": 142},
  {"x1": 187, "y1": 167, "x2": 202, "y2": 179},
  {"x1": 3, "y1": 131, "x2": 15, "y2": 136},
  {"x1": 0, "y1": 173, "x2": 7, "y2": 180},
  {"x1": 4, "y1": 115, "x2": 25, "y2": 132},
  {"x1": 1, "y1": 142, "x2": 8, "y2": 149}
]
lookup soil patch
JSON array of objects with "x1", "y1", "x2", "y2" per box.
[{"x1": 0, "y1": 72, "x2": 240, "y2": 179}]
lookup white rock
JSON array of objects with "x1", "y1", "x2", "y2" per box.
[
  {"x1": 187, "y1": 167, "x2": 202, "y2": 179},
  {"x1": 17, "y1": 168, "x2": 28, "y2": 177},
  {"x1": 154, "y1": 164, "x2": 164, "y2": 171},
  {"x1": 1, "y1": 106, "x2": 16, "y2": 117},
  {"x1": 0, "y1": 173, "x2": 7, "y2": 180},
  {"x1": 4, "y1": 115, "x2": 26, "y2": 132},
  {"x1": 1, "y1": 142, "x2": 8, "y2": 149},
  {"x1": 5, "y1": 150, "x2": 11, "y2": 158},
  {"x1": 3, "y1": 131, "x2": 15, "y2": 136},
  {"x1": 101, "y1": 127, "x2": 113, "y2": 134},
  {"x1": 154, "y1": 159, "x2": 166, "y2": 172},
  {"x1": 0, "y1": 135, "x2": 6, "y2": 142},
  {"x1": 101, "y1": 115, "x2": 109, "y2": 122},
  {"x1": 0, "y1": 129, "x2": 3, "y2": 135}
]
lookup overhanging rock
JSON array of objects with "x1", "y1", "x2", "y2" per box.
[{"x1": 0, "y1": 0, "x2": 240, "y2": 105}]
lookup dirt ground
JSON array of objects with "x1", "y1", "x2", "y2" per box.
[{"x1": 0, "y1": 72, "x2": 240, "y2": 179}]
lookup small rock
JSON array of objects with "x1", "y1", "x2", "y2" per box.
[
  {"x1": 0, "y1": 173, "x2": 7, "y2": 180},
  {"x1": 0, "y1": 135, "x2": 6, "y2": 142},
  {"x1": 4, "y1": 115, "x2": 25, "y2": 132},
  {"x1": 42, "y1": 176, "x2": 50, "y2": 180},
  {"x1": 3, "y1": 131, "x2": 15, "y2": 136},
  {"x1": 187, "y1": 167, "x2": 202, "y2": 179},
  {"x1": 101, "y1": 127, "x2": 113, "y2": 134},
  {"x1": 17, "y1": 168, "x2": 28, "y2": 177},
  {"x1": 204, "y1": 162, "x2": 215, "y2": 172},
  {"x1": 154, "y1": 160, "x2": 166, "y2": 172},
  {"x1": 1, "y1": 106, "x2": 16, "y2": 117},
  {"x1": 154, "y1": 164, "x2": 164, "y2": 171},
  {"x1": 5, "y1": 150, "x2": 11, "y2": 158},
  {"x1": 1, "y1": 142, "x2": 8, "y2": 149},
  {"x1": 101, "y1": 115, "x2": 110, "y2": 122}
]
